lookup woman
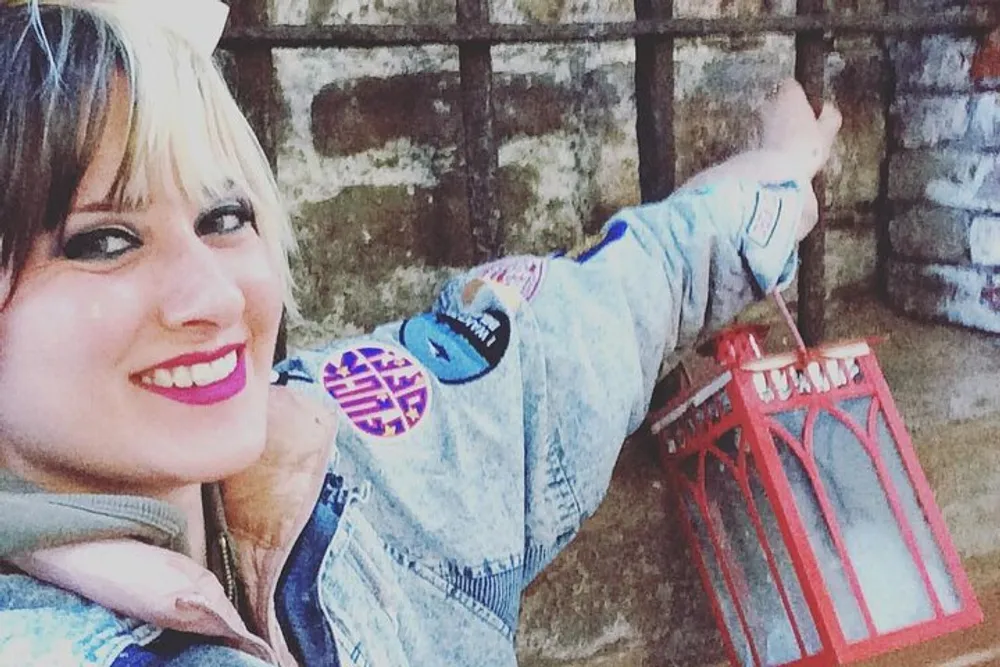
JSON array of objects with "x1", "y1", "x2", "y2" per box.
[{"x1": 0, "y1": 1, "x2": 840, "y2": 665}]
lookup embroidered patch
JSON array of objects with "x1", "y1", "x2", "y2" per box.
[
  {"x1": 400, "y1": 308, "x2": 511, "y2": 384},
  {"x1": 561, "y1": 220, "x2": 628, "y2": 263},
  {"x1": 472, "y1": 256, "x2": 547, "y2": 302},
  {"x1": 322, "y1": 344, "x2": 431, "y2": 438},
  {"x1": 746, "y1": 187, "x2": 784, "y2": 248}
]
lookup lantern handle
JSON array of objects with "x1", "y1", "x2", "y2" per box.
[{"x1": 771, "y1": 289, "x2": 809, "y2": 356}]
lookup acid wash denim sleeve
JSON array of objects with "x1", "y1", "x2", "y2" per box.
[{"x1": 277, "y1": 178, "x2": 806, "y2": 667}]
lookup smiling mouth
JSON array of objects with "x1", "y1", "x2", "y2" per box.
[{"x1": 134, "y1": 345, "x2": 248, "y2": 406}]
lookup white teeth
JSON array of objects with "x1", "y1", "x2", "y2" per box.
[
  {"x1": 172, "y1": 366, "x2": 193, "y2": 388},
  {"x1": 153, "y1": 368, "x2": 173, "y2": 388},
  {"x1": 190, "y1": 362, "x2": 214, "y2": 387},
  {"x1": 141, "y1": 350, "x2": 239, "y2": 389}
]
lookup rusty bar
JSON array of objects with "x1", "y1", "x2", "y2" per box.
[
  {"x1": 876, "y1": 0, "x2": 900, "y2": 299},
  {"x1": 225, "y1": 0, "x2": 286, "y2": 361},
  {"x1": 220, "y1": 12, "x2": 997, "y2": 49},
  {"x1": 634, "y1": 0, "x2": 675, "y2": 202},
  {"x1": 226, "y1": 1, "x2": 278, "y2": 169},
  {"x1": 795, "y1": 0, "x2": 828, "y2": 345},
  {"x1": 457, "y1": 0, "x2": 502, "y2": 261}
]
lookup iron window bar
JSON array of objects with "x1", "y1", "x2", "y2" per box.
[
  {"x1": 224, "y1": 5, "x2": 997, "y2": 356},
  {"x1": 220, "y1": 13, "x2": 996, "y2": 49}
]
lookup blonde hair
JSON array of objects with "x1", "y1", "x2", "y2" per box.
[{"x1": 0, "y1": 0, "x2": 297, "y2": 313}]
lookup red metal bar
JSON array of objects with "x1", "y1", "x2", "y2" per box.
[
  {"x1": 859, "y1": 355, "x2": 984, "y2": 623},
  {"x1": 735, "y1": 391, "x2": 845, "y2": 659},
  {"x1": 778, "y1": 413, "x2": 879, "y2": 638},
  {"x1": 675, "y1": 472, "x2": 754, "y2": 667},
  {"x1": 731, "y1": 450, "x2": 811, "y2": 658},
  {"x1": 694, "y1": 466, "x2": 766, "y2": 666}
]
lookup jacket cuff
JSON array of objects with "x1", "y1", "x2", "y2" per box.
[{"x1": 738, "y1": 180, "x2": 804, "y2": 295}]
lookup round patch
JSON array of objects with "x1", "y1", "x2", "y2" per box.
[
  {"x1": 473, "y1": 255, "x2": 547, "y2": 302},
  {"x1": 400, "y1": 308, "x2": 511, "y2": 384},
  {"x1": 322, "y1": 344, "x2": 431, "y2": 438}
]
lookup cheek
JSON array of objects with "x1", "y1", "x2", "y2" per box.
[
  {"x1": 232, "y1": 248, "x2": 284, "y2": 349},
  {"x1": 0, "y1": 276, "x2": 148, "y2": 368}
]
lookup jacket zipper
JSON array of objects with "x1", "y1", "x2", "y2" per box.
[{"x1": 219, "y1": 532, "x2": 239, "y2": 612}]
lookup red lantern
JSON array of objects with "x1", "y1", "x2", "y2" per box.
[{"x1": 649, "y1": 295, "x2": 983, "y2": 667}]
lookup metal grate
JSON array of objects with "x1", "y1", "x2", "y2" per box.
[{"x1": 221, "y1": 2, "x2": 997, "y2": 349}]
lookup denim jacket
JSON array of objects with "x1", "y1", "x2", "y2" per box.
[{"x1": 0, "y1": 179, "x2": 805, "y2": 667}]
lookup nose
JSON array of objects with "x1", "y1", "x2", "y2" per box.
[{"x1": 157, "y1": 235, "x2": 245, "y2": 334}]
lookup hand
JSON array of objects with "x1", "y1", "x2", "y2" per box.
[
  {"x1": 681, "y1": 78, "x2": 842, "y2": 241},
  {"x1": 760, "y1": 79, "x2": 842, "y2": 240}
]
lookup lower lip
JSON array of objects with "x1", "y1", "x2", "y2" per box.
[{"x1": 138, "y1": 348, "x2": 248, "y2": 406}]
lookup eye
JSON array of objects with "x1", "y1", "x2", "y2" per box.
[
  {"x1": 196, "y1": 200, "x2": 256, "y2": 237},
  {"x1": 62, "y1": 227, "x2": 141, "y2": 261}
]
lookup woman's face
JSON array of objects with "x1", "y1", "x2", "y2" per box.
[{"x1": 0, "y1": 93, "x2": 284, "y2": 495}]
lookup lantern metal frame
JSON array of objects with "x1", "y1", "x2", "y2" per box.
[{"x1": 649, "y1": 298, "x2": 983, "y2": 667}]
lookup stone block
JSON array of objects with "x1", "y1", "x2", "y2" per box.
[
  {"x1": 897, "y1": 0, "x2": 976, "y2": 11},
  {"x1": 925, "y1": 153, "x2": 1000, "y2": 213},
  {"x1": 290, "y1": 181, "x2": 470, "y2": 331},
  {"x1": 969, "y1": 215, "x2": 1000, "y2": 266},
  {"x1": 826, "y1": 38, "x2": 886, "y2": 207},
  {"x1": 888, "y1": 148, "x2": 986, "y2": 203},
  {"x1": 886, "y1": 256, "x2": 1000, "y2": 333},
  {"x1": 890, "y1": 35, "x2": 977, "y2": 93},
  {"x1": 674, "y1": 35, "x2": 795, "y2": 183},
  {"x1": 968, "y1": 93, "x2": 1000, "y2": 150},
  {"x1": 889, "y1": 204, "x2": 971, "y2": 264},
  {"x1": 892, "y1": 95, "x2": 970, "y2": 149},
  {"x1": 674, "y1": 0, "x2": 795, "y2": 17},
  {"x1": 826, "y1": 226, "x2": 878, "y2": 295}
]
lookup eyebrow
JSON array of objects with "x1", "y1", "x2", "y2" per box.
[
  {"x1": 71, "y1": 199, "x2": 144, "y2": 215},
  {"x1": 70, "y1": 180, "x2": 245, "y2": 215}
]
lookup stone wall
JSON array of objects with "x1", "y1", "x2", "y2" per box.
[
  {"x1": 886, "y1": 1, "x2": 1000, "y2": 332},
  {"x1": 244, "y1": 1, "x2": 888, "y2": 346}
]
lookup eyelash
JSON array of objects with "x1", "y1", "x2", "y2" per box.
[{"x1": 61, "y1": 200, "x2": 257, "y2": 262}]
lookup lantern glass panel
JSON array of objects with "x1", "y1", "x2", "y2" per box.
[
  {"x1": 683, "y1": 488, "x2": 754, "y2": 666},
  {"x1": 875, "y1": 410, "x2": 961, "y2": 614},
  {"x1": 705, "y1": 451, "x2": 801, "y2": 665},
  {"x1": 746, "y1": 457, "x2": 822, "y2": 659},
  {"x1": 774, "y1": 436, "x2": 869, "y2": 642},
  {"x1": 774, "y1": 409, "x2": 807, "y2": 441},
  {"x1": 812, "y1": 405, "x2": 936, "y2": 634}
]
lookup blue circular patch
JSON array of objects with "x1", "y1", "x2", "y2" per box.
[{"x1": 400, "y1": 308, "x2": 511, "y2": 384}]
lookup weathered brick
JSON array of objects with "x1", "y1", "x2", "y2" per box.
[
  {"x1": 890, "y1": 35, "x2": 977, "y2": 93},
  {"x1": 826, "y1": 226, "x2": 878, "y2": 295},
  {"x1": 310, "y1": 73, "x2": 460, "y2": 157},
  {"x1": 889, "y1": 204, "x2": 970, "y2": 264},
  {"x1": 897, "y1": 0, "x2": 976, "y2": 11},
  {"x1": 888, "y1": 148, "x2": 986, "y2": 203},
  {"x1": 892, "y1": 95, "x2": 970, "y2": 149},
  {"x1": 889, "y1": 204, "x2": 971, "y2": 264},
  {"x1": 674, "y1": 0, "x2": 794, "y2": 17},
  {"x1": 674, "y1": 35, "x2": 795, "y2": 182},
  {"x1": 310, "y1": 70, "x2": 623, "y2": 157},
  {"x1": 968, "y1": 93, "x2": 1000, "y2": 149},
  {"x1": 826, "y1": 38, "x2": 886, "y2": 206},
  {"x1": 887, "y1": 257, "x2": 1000, "y2": 333},
  {"x1": 969, "y1": 215, "x2": 1000, "y2": 266},
  {"x1": 926, "y1": 154, "x2": 1000, "y2": 213},
  {"x1": 291, "y1": 180, "x2": 472, "y2": 329}
]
